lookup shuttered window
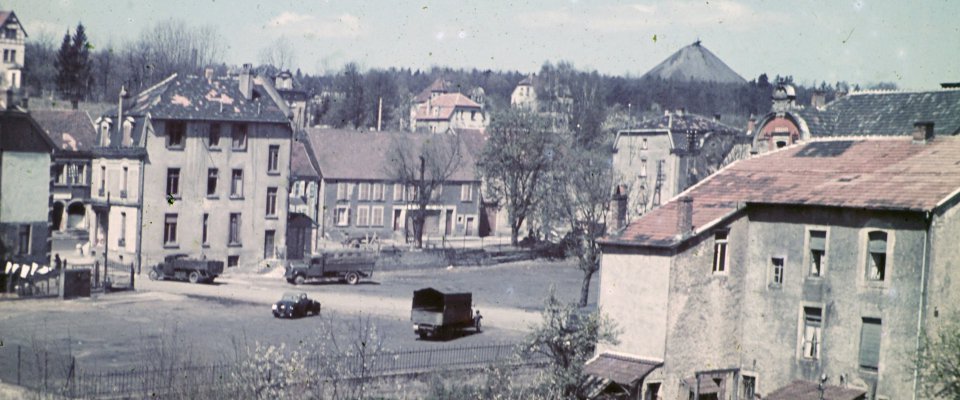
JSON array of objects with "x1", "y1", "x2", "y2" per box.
[
  {"x1": 809, "y1": 230, "x2": 826, "y2": 277},
  {"x1": 801, "y1": 307, "x2": 822, "y2": 359},
  {"x1": 859, "y1": 318, "x2": 882, "y2": 370}
]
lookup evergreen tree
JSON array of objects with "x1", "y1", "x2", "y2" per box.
[{"x1": 54, "y1": 23, "x2": 93, "y2": 106}]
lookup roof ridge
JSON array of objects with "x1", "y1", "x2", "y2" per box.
[{"x1": 847, "y1": 87, "x2": 960, "y2": 96}]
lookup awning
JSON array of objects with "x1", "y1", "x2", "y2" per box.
[
  {"x1": 684, "y1": 376, "x2": 722, "y2": 394},
  {"x1": 765, "y1": 380, "x2": 867, "y2": 400},
  {"x1": 583, "y1": 352, "x2": 662, "y2": 386}
]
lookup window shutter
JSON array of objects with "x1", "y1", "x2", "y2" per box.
[
  {"x1": 859, "y1": 318, "x2": 882, "y2": 369},
  {"x1": 868, "y1": 232, "x2": 887, "y2": 253},
  {"x1": 809, "y1": 231, "x2": 826, "y2": 251}
]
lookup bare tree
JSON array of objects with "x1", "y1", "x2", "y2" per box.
[
  {"x1": 135, "y1": 19, "x2": 224, "y2": 80},
  {"x1": 479, "y1": 109, "x2": 560, "y2": 246},
  {"x1": 259, "y1": 36, "x2": 297, "y2": 72},
  {"x1": 387, "y1": 133, "x2": 464, "y2": 248}
]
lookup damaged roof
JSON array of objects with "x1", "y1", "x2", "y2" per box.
[
  {"x1": 622, "y1": 112, "x2": 745, "y2": 152},
  {"x1": 798, "y1": 89, "x2": 960, "y2": 137},
  {"x1": 31, "y1": 109, "x2": 97, "y2": 153},
  {"x1": 602, "y1": 136, "x2": 960, "y2": 248},
  {"x1": 583, "y1": 352, "x2": 661, "y2": 386},
  {"x1": 765, "y1": 380, "x2": 866, "y2": 400},
  {"x1": 117, "y1": 73, "x2": 291, "y2": 123},
  {"x1": 302, "y1": 128, "x2": 484, "y2": 182}
]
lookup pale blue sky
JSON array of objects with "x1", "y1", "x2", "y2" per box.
[{"x1": 8, "y1": 0, "x2": 959, "y2": 89}]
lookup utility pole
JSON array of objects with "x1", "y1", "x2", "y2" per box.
[
  {"x1": 377, "y1": 97, "x2": 383, "y2": 131},
  {"x1": 103, "y1": 192, "x2": 110, "y2": 288}
]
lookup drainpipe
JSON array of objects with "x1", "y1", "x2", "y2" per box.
[{"x1": 912, "y1": 211, "x2": 932, "y2": 400}]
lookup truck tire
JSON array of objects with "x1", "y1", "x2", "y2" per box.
[
  {"x1": 345, "y1": 272, "x2": 360, "y2": 285},
  {"x1": 148, "y1": 270, "x2": 160, "y2": 281},
  {"x1": 294, "y1": 275, "x2": 305, "y2": 285},
  {"x1": 188, "y1": 271, "x2": 200, "y2": 284},
  {"x1": 418, "y1": 332, "x2": 428, "y2": 340}
]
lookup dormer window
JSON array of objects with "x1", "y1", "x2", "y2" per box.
[
  {"x1": 122, "y1": 120, "x2": 133, "y2": 146},
  {"x1": 99, "y1": 121, "x2": 111, "y2": 146}
]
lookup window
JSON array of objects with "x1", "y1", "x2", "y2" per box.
[
  {"x1": 167, "y1": 121, "x2": 185, "y2": 148},
  {"x1": 264, "y1": 230, "x2": 276, "y2": 259},
  {"x1": 207, "y1": 168, "x2": 218, "y2": 197},
  {"x1": 231, "y1": 169, "x2": 243, "y2": 198},
  {"x1": 801, "y1": 306, "x2": 823, "y2": 360},
  {"x1": 859, "y1": 318, "x2": 882, "y2": 371},
  {"x1": 229, "y1": 213, "x2": 241, "y2": 245},
  {"x1": 164, "y1": 214, "x2": 178, "y2": 246},
  {"x1": 119, "y1": 212, "x2": 127, "y2": 246},
  {"x1": 371, "y1": 206, "x2": 384, "y2": 226},
  {"x1": 100, "y1": 165, "x2": 106, "y2": 196},
  {"x1": 4, "y1": 28, "x2": 16, "y2": 39},
  {"x1": 357, "y1": 206, "x2": 370, "y2": 226},
  {"x1": 808, "y1": 230, "x2": 827, "y2": 277},
  {"x1": 771, "y1": 257, "x2": 785, "y2": 286},
  {"x1": 867, "y1": 231, "x2": 888, "y2": 281},
  {"x1": 406, "y1": 185, "x2": 417, "y2": 201},
  {"x1": 267, "y1": 145, "x2": 280, "y2": 173},
  {"x1": 393, "y1": 184, "x2": 404, "y2": 201},
  {"x1": 166, "y1": 168, "x2": 180, "y2": 198},
  {"x1": 358, "y1": 183, "x2": 370, "y2": 201},
  {"x1": 712, "y1": 231, "x2": 728, "y2": 273},
  {"x1": 335, "y1": 206, "x2": 350, "y2": 227},
  {"x1": 740, "y1": 376, "x2": 756, "y2": 400},
  {"x1": 460, "y1": 184, "x2": 473, "y2": 202},
  {"x1": 372, "y1": 183, "x2": 384, "y2": 201},
  {"x1": 266, "y1": 187, "x2": 278, "y2": 217},
  {"x1": 232, "y1": 123, "x2": 247, "y2": 150},
  {"x1": 644, "y1": 382, "x2": 661, "y2": 400},
  {"x1": 227, "y1": 255, "x2": 239, "y2": 268},
  {"x1": 208, "y1": 123, "x2": 221, "y2": 148},
  {"x1": 202, "y1": 213, "x2": 209, "y2": 245},
  {"x1": 121, "y1": 166, "x2": 129, "y2": 198},
  {"x1": 337, "y1": 182, "x2": 349, "y2": 201},
  {"x1": 17, "y1": 225, "x2": 30, "y2": 254},
  {"x1": 642, "y1": 138, "x2": 648, "y2": 150},
  {"x1": 640, "y1": 159, "x2": 648, "y2": 177}
]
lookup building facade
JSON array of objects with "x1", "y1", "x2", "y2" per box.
[
  {"x1": 95, "y1": 65, "x2": 294, "y2": 270},
  {"x1": 0, "y1": 108, "x2": 54, "y2": 267},
  {"x1": 595, "y1": 133, "x2": 960, "y2": 400},
  {"x1": 32, "y1": 110, "x2": 97, "y2": 235},
  {"x1": 0, "y1": 10, "x2": 25, "y2": 93},
  {"x1": 510, "y1": 75, "x2": 538, "y2": 110}
]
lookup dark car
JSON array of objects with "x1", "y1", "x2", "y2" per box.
[{"x1": 272, "y1": 291, "x2": 321, "y2": 318}]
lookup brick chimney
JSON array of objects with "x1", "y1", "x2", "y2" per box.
[
  {"x1": 912, "y1": 121, "x2": 934, "y2": 144},
  {"x1": 677, "y1": 196, "x2": 693, "y2": 237},
  {"x1": 609, "y1": 185, "x2": 629, "y2": 231},
  {"x1": 239, "y1": 63, "x2": 254, "y2": 100}
]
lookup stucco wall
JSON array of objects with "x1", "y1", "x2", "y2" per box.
[
  {"x1": 611, "y1": 132, "x2": 676, "y2": 221},
  {"x1": 1, "y1": 151, "x2": 50, "y2": 223},
  {"x1": 597, "y1": 249, "x2": 671, "y2": 360}
]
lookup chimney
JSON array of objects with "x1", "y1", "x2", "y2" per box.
[
  {"x1": 239, "y1": 63, "x2": 254, "y2": 100},
  {"x1": 204, "y1": 67, "x2": 214, "y2": 82},
  {"x1": 747, "y1": 115, "x2": 756, "y2": 134},
  {"x1": 811, "y1": 90, "x2": 827, "y2": 109},
  {"x1": 912, "y1": 121, "x2": 934, "y2": 144},
  {"x1": 677, "y1": 196, "x2": 693, "y2": 237},
  {"x1": 713, "y1": 113, "x2": 721, "y2": 122},
  {"x1": 610, "y1": 185, "x2": 628, "y2": 231}
]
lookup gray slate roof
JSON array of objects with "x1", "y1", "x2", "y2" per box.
[{"x1": 798, "y1": 89, "x2": 960, "y2": 137}]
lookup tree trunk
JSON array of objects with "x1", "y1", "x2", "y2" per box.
[
  {"x1": 510, "y1": 224, "x2": 520, "y2": 246},
  {"x1": 579, "y1": 268, "x2": 594, "y2": 308},
  {"x1": 412, "y1": 213, "x2": 424, "y2": 249}
]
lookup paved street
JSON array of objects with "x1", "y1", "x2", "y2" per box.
[{"x1": 0, "y1": 258, "x2": 597, "y2": 371}]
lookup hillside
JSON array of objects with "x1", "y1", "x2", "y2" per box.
[{"x1": 641, "y1": 40, "x2": 746, "y2": 84}]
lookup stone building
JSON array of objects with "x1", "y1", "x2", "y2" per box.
[
  {"x1": 0, "y1": 10, "x2": 25, "y2": 94},
  {"x1": 510, "y1": 74, "x2": 538, "y2": 110},
  {"x1": 409, "y1": 78, "x2": 487, "y2": 133},
  {"x1": 274, "y1": 70, "x2": 309, "y2": 129},
  {"x1": 0, "y1": 107, "x2": 54, "y2": 266},
  {"x1": 32, "y1": 110, "x2": 97, "y2": 236},
  {"x1": 612, "y1": 111, "x2": 749, "y2": 224},
  {"x1": 293, "y1": 128, "x2": 483, "y2": 248},
  {"x1": 594, "y1": 129, "x2": 960, "y2": 399},
  {"x1": 752, "y1": 85, "x2": 960, "y2": 153},
  {"x1": 94, "y1": 65, "x2": 294, "y2": 270}
]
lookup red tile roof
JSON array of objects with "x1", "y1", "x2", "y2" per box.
[
  {"x1": 765, "y1": 380, "x2": 866, "y2": 400},
  {"x1": 290, "y1": 139, "x2": 319, "y2": 180},
  {"x1": 602, "y1": 137, "x2": 960, "y2": 248},
  {"x1": 302, "y1": 128, "x2": 484, "y2": 182},
  {"x1": 414, "y1": 93, "x2": 482, "y2": 121},
  {"x1": 31, "y1": 109, "x2": 97, "y2": 153},
  {"x1": 414, "y1": 78, "x2": 453, "y2": 103}
]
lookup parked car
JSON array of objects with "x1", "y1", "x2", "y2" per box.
[
  {"x1": 285, "y1": 250, "x2": 376, "y2": 285},
  {"x1": 272, "y1": 292, "x2": 321, "y2": 319},
  {"x1": 148, "y1": 254, "x2": 224, "y2": 284},
  {"x1": 411, "y1": 287, "x2": 480, "y2": 339}
]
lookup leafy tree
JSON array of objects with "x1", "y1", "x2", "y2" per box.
[
  {"x1": 55, "y1": 23, "x2": 94, "y2": 106},
  {"x1": 916, "y1": 316, "x2": 960, "y2": 399},
  {"x1": 331, "y1": 63, "x2": 366, "y2": 129},
  {"x1": 386, "y1": 134, "x2": 464, "y2": 248},
  {"x1": 523, "y1": 290, "x2": 619, "y2": 399},
  {"x1": 479, "y1": 109, "x2": 560, "y2": 246}
]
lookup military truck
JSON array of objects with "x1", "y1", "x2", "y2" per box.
[
  {"x1": 411, "y1": 287, "x2": 479, "y2": 339},
  {"x1": 148, "y1": 254, "x2": 224, "y2": 284},
  {"x1": 284, "y1": 250, "x2": 376, "y2": 285}
]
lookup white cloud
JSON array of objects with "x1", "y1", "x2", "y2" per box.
[{"x1": 266, "y1": 12, "x2": 366, "y2": 39}]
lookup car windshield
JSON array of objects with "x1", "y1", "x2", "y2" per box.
[{"x1": 282, "y1": 292, "x2": 304, "y2": 302}]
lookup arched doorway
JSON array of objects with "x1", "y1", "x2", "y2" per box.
[
  {"x1": 66, "y1": 202, "x2": 87, "y2": 230},
  {"x1": 52, "y1": 202, "x2": 65, "y2": 231}
]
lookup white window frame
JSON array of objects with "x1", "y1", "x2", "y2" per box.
[
  {"x1": 798, "y1": 304, "x2": 824, "y2": 361},
  {"x1": 393, "y1": 183, "x2": 404, "y2": 201},
  {"x1": 805, "y1": 227, "x2": 829, "y2": 278},
  {"x1": 460, "y1": 183, "x2": 473, "y2": 202},
  {"x1": 770, "y1": 256, "x2": 785, "y2": 288},
  {"x1": 337, "y1": 182, "x2": 348, "y2": 201},
  {"x1": 371, "y1": 206, "x2": 384, "y2": 227},
  {"x1": 863, "y1": 229, "x2": 893, "y2": 284},
  {"x1": 335, "y1": 206, "x2": 350, "y2": 227},
  {"x1": 357, "y1": 206, "x2": 370, "y2": 227},
  {"x1": 712, "y1": 230, "x2": 729, "y2": 274}
]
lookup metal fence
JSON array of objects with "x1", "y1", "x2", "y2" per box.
[{"x1": 3, "y1": 341, "x2": 546, "y2": 398}]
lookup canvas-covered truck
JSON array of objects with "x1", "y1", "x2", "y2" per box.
[
  {"x1": 148, "y1": 254, "x2": 224, "y2": 284},
  {"x1": 285, "y1": 250, "x2": 376, "y2": 285},
  {"x1": 411, "y1": 288, "x2": 480, "y2": 339}
]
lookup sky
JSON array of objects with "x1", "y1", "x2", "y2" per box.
[{"x1": 6, "y1": 0, "x2": 959, "y2": 90}]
